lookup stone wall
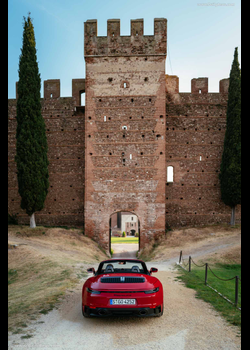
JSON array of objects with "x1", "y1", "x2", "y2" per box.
[
  {"x1": 8, "y1": 81, "x2": 85, "y2": 227},
  {"x1": 165, "y1": 76, "x2": 241, "y2": 227},
  {"x1": 8, "y1": 18, "x2": 241, "y2": 252}
]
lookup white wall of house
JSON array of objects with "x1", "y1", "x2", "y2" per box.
[{"x1": 121, "y1": 214, "x2": 138, "y2": 235}]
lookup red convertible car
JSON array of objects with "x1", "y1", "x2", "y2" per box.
[{"x1": 82, "y1": 258, "x2": 163, "y2": 317}]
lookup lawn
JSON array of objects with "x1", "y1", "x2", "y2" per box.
[
  {"x1": 177, "y1": 262, "x2": 241, "y2": 329},
  {"x1": 111, "y1": 236, "x2": 139, "y2": 244}
]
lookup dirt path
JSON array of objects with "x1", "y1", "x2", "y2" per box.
[
  {"x1": 112, "y1": 243, "x2": 138, "y2": 258},
  {"x1": 8, "y1": 237, "x2": 241, "y2": 350}
]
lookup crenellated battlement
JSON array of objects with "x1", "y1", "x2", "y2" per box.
[
  {"x1": 166, "y1": 75, "x2": 229, "y2": 94},
  {"x1": 13, "y1": 76, "x2": 229, "y2": 101},
  {"x1": 84, "y1": 18, "x2": 167, "y2": 57}
]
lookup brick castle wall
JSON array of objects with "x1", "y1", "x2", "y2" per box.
[
  {"x1": 8, "y1": 18, "x2": 241, "y2": 251},
  {"x1": 165, "y1": 76, "x2": 241, "y2": 227},
  {"x1": 8, "y1": 79, "x2": 86, "y2": 227}
]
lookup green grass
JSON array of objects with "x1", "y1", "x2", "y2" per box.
[
  {"x1": 21, "y1": 334, "x2": 33, "y2": 339},
  {"x1": 111, "y1": 236, "x2": 139, "y2": 244},
  {"x1": 8, "y1": 269, "x2": 18, "y2": 285},
  {"x1": 176, "y1": 263, "x2": 241, "y2": 329}
]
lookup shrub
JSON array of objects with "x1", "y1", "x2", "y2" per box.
[{"x1": 8, "y1": 213, "x2": 18, "y2": 225}]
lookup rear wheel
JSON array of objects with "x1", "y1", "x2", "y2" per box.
[
  {"x1": 155, "y1": 304, "x2": 164, "y2": 317},
  {"x1": 82, "y1": 305, "x2": 91, "y2": 318}
]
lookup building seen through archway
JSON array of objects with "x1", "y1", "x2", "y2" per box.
[{"x1": 110, "y1": 212, "x2": 140, "y2": 257}]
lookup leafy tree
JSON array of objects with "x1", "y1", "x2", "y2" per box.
[
  {"x1": 15, "y1": 14, "x2": 49, "y2": 228},
  {"x1": 219, "y1": 47, "x2": 241, "y2": 225}
]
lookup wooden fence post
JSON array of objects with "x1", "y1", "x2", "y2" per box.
[
  {"x1": 235, "y1": 276, "x2": 239, "y2": 307},
  {"x1": 205, "y1": 263, "x2": 208, "y2": 285},
  {"x1": 179, "y1": 251, "x2": 182, "y2": 264}
]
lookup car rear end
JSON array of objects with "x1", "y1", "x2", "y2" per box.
[{"x1": 82, "y1": 274, "x2": 163, "y2": 317}]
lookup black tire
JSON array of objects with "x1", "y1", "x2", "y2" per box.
[
  {"x1": 155, "y1": 304, "x2": 164, "y2": 317},
  {"x1": 82, "y1": 305, "x2": 91, "y2": 318}
]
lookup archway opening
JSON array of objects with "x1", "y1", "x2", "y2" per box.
[{"x1": 109, "y1": 211, "x2": 140, "y2": 258}]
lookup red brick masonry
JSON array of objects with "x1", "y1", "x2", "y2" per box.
[{"x1": 8, "y1": 19, "x2": 240, "y2": 250}]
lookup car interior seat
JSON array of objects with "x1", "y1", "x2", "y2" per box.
[
  {"x1": 131, "y1": 266, "x2": 140, "y2": 273},
  {"x1": 105, "y1": 264, "x2": 114, "y2": 273}
]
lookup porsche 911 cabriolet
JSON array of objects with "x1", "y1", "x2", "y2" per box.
[{"x1": 82, "y1": 258, "x2": 163, "y2": 317}]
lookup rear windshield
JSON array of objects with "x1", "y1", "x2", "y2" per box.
[{"x1": 97, "y1": 260, "x2": 148, "y2": 275}]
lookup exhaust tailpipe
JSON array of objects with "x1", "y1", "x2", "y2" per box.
[
  {"x1": 98, "y1": 309, "x2": 109, "y2": 316},
  {"x1": 138, "y1": 309, "x2": 147, "y2": 316}
]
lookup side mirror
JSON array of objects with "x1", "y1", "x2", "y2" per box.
[
  {"x1": 87, "y1": 268, "x2": 95, "y2": 275},
  {"x1": 150, "y1": 267, "x2": 158, "y2": 274}
]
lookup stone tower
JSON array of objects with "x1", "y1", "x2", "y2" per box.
[{"x1": 84, "y1": 18, "x2": 167, "y2": 251}]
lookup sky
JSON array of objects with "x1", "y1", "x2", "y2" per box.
[{"x1": 8, "y1": 0, "x2": 241, "y2": 98}]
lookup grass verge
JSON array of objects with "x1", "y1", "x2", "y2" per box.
[
  {"x1": 111, "y1": 237, "x2": 139, "y2": 244},
  {"x1": 176, "y1": 263, "x2": 241, "y2": 329},
  {"x1": 8, "y1": 225, "x2": 108, "y2": 333},
  {"x1": 8, "y1": 253, "x2": 79, "y2": 332}
]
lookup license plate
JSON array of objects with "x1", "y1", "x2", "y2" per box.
[{"x1": 110, "y1": 299, "x2": 136, "y2": 305}]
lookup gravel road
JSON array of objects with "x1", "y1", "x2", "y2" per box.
[
  {"x1": 8, "y1": 240, "x2": 241, "y2": 350},
  {"x1": 112, "y1": 243, "x2": 138, "y2": 258}
]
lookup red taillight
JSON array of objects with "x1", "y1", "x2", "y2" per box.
[
  {"x1": 144, "y1": 287, "x2": 159, "y2": 294},
  {"x1": 87, "y1": 287, "x2": 101, "y2": 294}
]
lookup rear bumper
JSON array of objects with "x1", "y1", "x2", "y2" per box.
[{"x1": 83, "y1": 305, "x2": 162, "y2": 317}]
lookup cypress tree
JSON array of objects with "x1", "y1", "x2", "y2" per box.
[
  {"x1": 219, "y1": 47, "x2": 241, "y2": 225},
  {"x1": 15, "y1": 14, "x2": 49, "y2": 228}
]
